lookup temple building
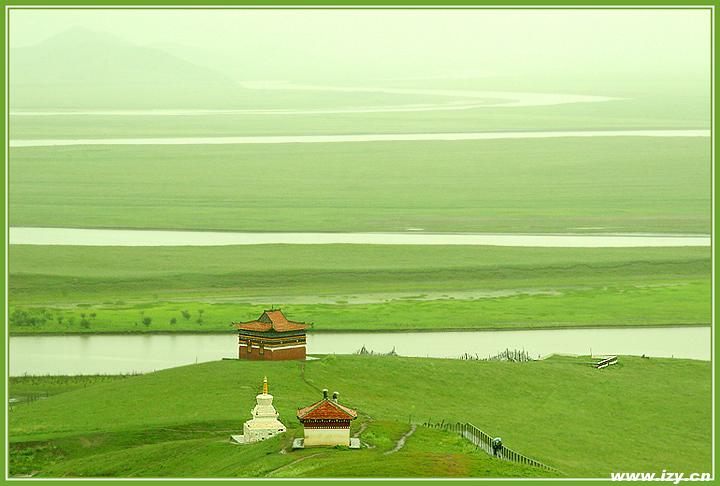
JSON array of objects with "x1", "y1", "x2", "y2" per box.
[
  {"x1": 294, "y1": 389, "x2": 360, "y2": 449},
  {"x1": 233, "y1": 309, "x2": 310, "y2": 361},
  {"x1": 231, "y1": 377, "x2": 286, "y2": 444}
]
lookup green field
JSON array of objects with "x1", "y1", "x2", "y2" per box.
[
  {"x1": 9, "y1": 355, "x2": 711, "y2": 478},
  {"x1": 9, "y1": 137, "x2": 710, "y2": 234},
  {"x1": 7, "y1": 97, "x2": 709, "y2": 140},
  {"x1": 9, "y1": 244, "x2": 710, "y2": 333},
  {"x1": 9, "y1": 375, "x2": 137, "y2": 404}
]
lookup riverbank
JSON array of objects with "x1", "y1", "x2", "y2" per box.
[
  {"x1": 9, "y1": 245, "x2": 710, "y2": 335},
  {"x1": 7, "y1": 322, "x2": 713, "y2": 337},
  {"x1": 8, "y1": 283, "x2": 710, "y2": 334},
  {"x1": 9, "y1": 326, "x2": 711, "y2": 376},
  {"x1": 8, "y1": 355, "x2": 711, "y2": 477}
]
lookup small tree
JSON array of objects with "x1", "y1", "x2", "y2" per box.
[
  {"x1": 181, "y1": 310, "x2": 191, "y2": 321},
  {"x1": 142, "y1": 317, "x2": 152, "y2": 327},
  {"x1": 80, "y1": 319, "x2": 91, "y2": 329},
  {"x1": 169, "y1": 317, "x2": 177, "y2": 325}
]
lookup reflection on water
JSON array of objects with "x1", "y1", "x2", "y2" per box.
[{"x1": 9, "y1": 326, "x2": 710, "y2": 376}]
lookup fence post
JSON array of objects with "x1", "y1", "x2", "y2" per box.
[{"x1": 419, "y1": 420, "x2": 559, "y2": 475}]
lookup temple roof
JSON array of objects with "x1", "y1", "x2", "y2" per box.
[
  {"x1": 297, "y1": 398, "x2": 358, "y2": 421},
  {"x1": 233, "y1": 310, "x2": 310, "y2": 332}
]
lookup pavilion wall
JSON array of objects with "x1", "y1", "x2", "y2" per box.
[
  {"x1": 239, "y1": 344, "x2": 306, "y2": 361},
  {"x1": 303, "y1": 426, "x2": 351, "y2": 446}
]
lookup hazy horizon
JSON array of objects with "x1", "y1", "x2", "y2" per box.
[{"x1": 9, "y1": 8, "x2": 711, "y2": 87}]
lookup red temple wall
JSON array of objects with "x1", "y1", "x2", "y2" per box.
[{"x1": 238, "y1": 345, "x2": 306, "y2": 361}]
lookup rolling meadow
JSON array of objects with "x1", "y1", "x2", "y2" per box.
[{"x1": 8, "y1": 355, "x2": 712, "y2": 477}]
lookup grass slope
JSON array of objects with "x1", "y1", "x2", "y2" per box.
[
  {"x1": 9, "y1": 375, "x2": 135, "y2": 403},
  {"x1": 9, "y1": 245, "x2": 710, "y2": 333},
  {"x1": 9, "y1": 137, "x2": 710, "y2": 234},
  {"x1": 9, "y1": 355, "x2": 711, "y2": 478}
]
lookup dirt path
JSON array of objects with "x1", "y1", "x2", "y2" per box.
[
  {"x1": 267, "y1": 452, "x2": 325, "y2": 477},
  {"x1": 353, "y1": 421, "x2": 369, "y2": 438},
  {"x1": 384, "y1": 424, "x2": 417, "y2": 455},
  {"x1": 299, "y1": 363, "x2": 323, "y2": 395}
]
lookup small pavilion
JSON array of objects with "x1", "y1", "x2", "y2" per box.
[
  {"x1": 231, "y1": 377, "x2": 286, "y2": 444},
  {"x1": 294, "y1": 389, "x2": 360, "y2": 449},
  {"x1": 233, "y1": 310, "x2": 310, "y2": 361}
]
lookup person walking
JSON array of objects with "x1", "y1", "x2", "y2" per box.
[{"x1": 492, "y1": 437, "x2": 503, "y2": 458}]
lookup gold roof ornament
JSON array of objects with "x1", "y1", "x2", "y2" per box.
[{"x1": 263, "y1": 376, "x2": 268, "y2": 395}]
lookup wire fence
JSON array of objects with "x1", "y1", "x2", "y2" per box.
[{"x1": 423, "y1": 421, "x2": 561, "y2": 474}]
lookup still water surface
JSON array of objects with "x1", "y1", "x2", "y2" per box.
[
  {"x1": 9, "y1": 227, "x2": 710, "y2": 247},
  {"x1": 9, "y1": 326, "x2": 710, "y2": 376},
  {"x1": 9, "y1": 129, "x2": 710, "y2": 148}
]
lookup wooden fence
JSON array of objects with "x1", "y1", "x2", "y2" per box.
[
  {"x1": 423, "y1": 421, "x2": 561, "y2": 474},
  {"x1": 594, "y1": 356, "x2": 618, "y2": 369}
]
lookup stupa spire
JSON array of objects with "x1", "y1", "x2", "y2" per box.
[{"x1": 231, "y1": 375, "x2": 286, "y2": 444}]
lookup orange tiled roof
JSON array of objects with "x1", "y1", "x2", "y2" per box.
[
  {"x1": 233, "y1": 310, "x2": 310, "y2": 332},
  {"x1": 297, "y1": 398, "x2": 358, "y2": 421}
]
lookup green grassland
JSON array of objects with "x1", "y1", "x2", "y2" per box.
[
  {"x1": 9, "y1": 76, "x2": 710, "y2": 139},
  {"x1": 7, "y1": 96, "x2": 709, "y2": 140},
  {"x1": 8, "y1": 355, "x2": 711, "y2": 477},
  {"x1": 9, "y1": 244, "x2": 710, "y2": 333},
  {"x1": 9, "y1": 137, "x2": 710, "y2": 234},
  {"x1": 9, "y1": 375, "x2": 136, "y2": 403}
]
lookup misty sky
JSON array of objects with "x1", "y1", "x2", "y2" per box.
[{"x1": 8, "y1": 8, "x2": 712, "y2": 84}]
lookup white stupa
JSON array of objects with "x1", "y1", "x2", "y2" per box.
[{"x1": 231, "y1": 376, "x2": 286, "y2": 444}]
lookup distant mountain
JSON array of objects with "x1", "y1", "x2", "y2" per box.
[{"x1": 10, "y1": 27, "x2": 246, "y2": 109}]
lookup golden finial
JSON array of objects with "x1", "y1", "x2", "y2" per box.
[{"x1": 263, "y1": 376, "x2": 268, "y2": 395}]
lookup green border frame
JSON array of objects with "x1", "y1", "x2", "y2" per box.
[{"x1": 0, "y1": 3, "x2": 715, "y2": 485}]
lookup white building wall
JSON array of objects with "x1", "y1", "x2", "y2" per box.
[
  {"x1": 303, "y1": 427, "x2": 350, "y2": 446},
  {"x1": 243, "y1": 422, "x2": 285, "y2": 443}
]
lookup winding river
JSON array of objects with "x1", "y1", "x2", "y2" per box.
[
  {"x1": 8, "y1": 227, "x2": 710, "y2": 247},
  {"x1": 9, "y1": 129, "x2": 710, "y2": 148},
  {"x1": 8, "y1": 86, "x2": 622, "y2": 117}
]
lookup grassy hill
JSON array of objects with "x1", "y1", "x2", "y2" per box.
[{"x1": 9, "y1": 355, "x2": 711, "y2": 478}]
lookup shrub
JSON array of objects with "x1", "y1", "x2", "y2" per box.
[
  {"x1": 170, "y1": 317, "x2": 177, "y2": 325},
  {"x1": 10, "y1": 309, "x2": 47, "y2": 327},
  {"x1": 181, "y1": 310, "x2": 191, "y2": 321},
  {"x1": 142, "y1": 317, "x2": 152, "y2": 327}
]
